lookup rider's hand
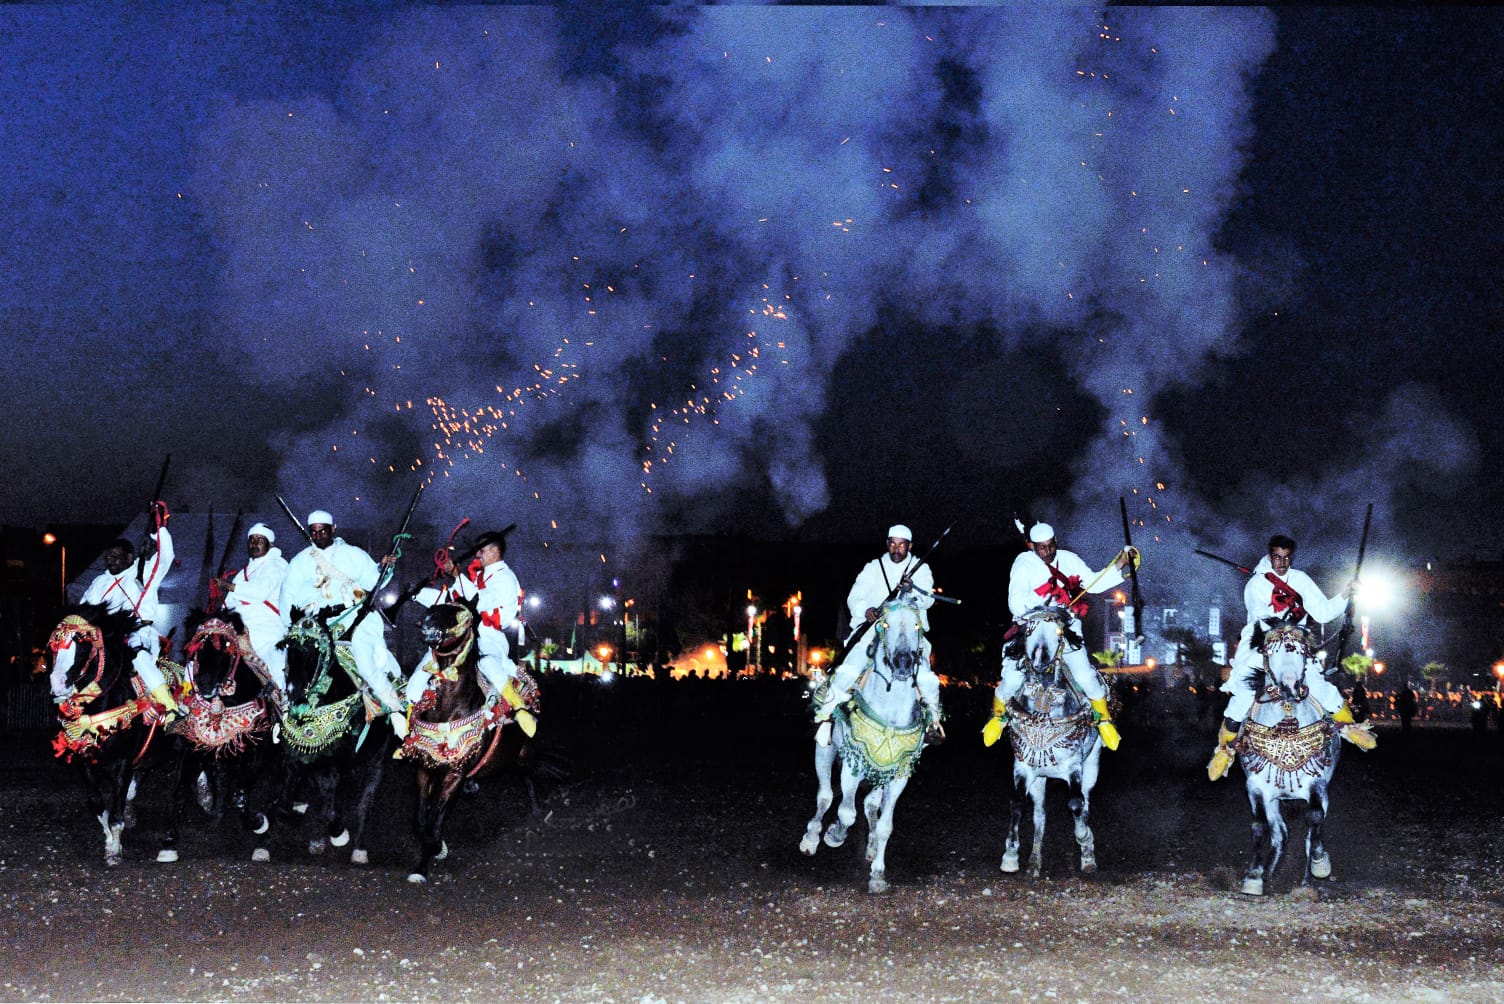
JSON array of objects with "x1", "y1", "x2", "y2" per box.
[
  {"x1": 865, "y1": 608, "x2": 879, "y2": 624},
  {"x1": 380, "y1": 554, "x2": 397, "y2": 568}
]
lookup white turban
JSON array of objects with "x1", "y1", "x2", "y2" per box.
[
  {"x1": 886, "y1": 524, "x2": 913, "y2": 542},
  {"x1": 246, "y1": 522, "x2": 275, "y2": 543},
  {"x1": 1029, "y1": 523, "x2": 1055, "y2": 543},
  {"x1": 307, "y1": 510, "x2": 334, "y2": 527}
]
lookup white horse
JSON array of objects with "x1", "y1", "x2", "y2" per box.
[
  {"x1": 1235, "y1": 620, "x2": 1345, "y2": 896},
  {"x1": 799, "y1": 597, "x2": 935, "y2": 894},
  {"x1": 998, "y1": 607, "x2": 1103, "y2": 877}
]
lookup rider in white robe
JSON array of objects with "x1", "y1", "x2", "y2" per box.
[
  {"x1": 404, "y1": 529, "x2": 536, "y2": 736},
  {"x1": 217, "y1": 522, "x2": 289, "y2": 690},
  {"x1": 1207, "y1": 534, "x2": 1372, "y2": 780},
  {"x1": 814, "y1": 524, "x2": 942, "y2": 746},
  {"x1": 981, "y1": 522, "x2": 1135, "y2": 751},
  {"x1": 58, "y1": 503, "x2": 181, "y2": 715},
  {"x1": 280, "y1": 510, "x2": 407, "y2": 737}
]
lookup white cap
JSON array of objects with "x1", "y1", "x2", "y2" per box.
[
  {"x1": 886, "y1": 524, "x2": 912, "y2": 542},
  {"x1": 246, "y1": 522, "x2": 275, "y2": 543},
  {"x1": 1028, "y1": 523, "x2": 1055, "y2": 543},
  {"x1": 307, "y1": 510, "x2": 334, "y2": 527}
]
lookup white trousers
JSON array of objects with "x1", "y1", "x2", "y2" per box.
[
  {"x1": 405, "y1": 626, "x2": 517, "y2": 704},
  {"x1": 994, "y1": 636, "x2": 1107, "y2": 705},
  {"x1": 348, "y1": 614, "x2": 403, "y2": 710},
  {"x1": 1219, "y1": 647, "x2": 1345, "y2": 722},
  {"x1": 823, "y1": 635, "x2": 940, "y2": 711}
]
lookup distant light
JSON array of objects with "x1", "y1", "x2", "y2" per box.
[
  {"x1": 599, "y1": 596, "x2": 614, "y2": 611},
  {"x1": 746, "y1": 605, "x2": 757, "y2": 618},
  {"x1": 42, "y1": 533, "x2": 58, "y2": 545},
  {"x1": 526, "y1": 595, "x2": 542, "y2": 610}
]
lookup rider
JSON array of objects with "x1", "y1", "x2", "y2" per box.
[
  {"x1": 279, "y1": 510, "x2": 407, "y2": 738},
  {"x1": 403, "y1": 527, "x2": 536, "y2": 737},
  {"x1": 813, "y1": 524, "x2": 943, "y2": 747},
  {"x1": 1207, "y1": 533, "x2": 1373, "y2": 780},
  {"x1": 60, "y1": 501, "x2": 182, "y2": 717},
  {"x1": 981, "y1": 522, "x2": 1136, "y2": 751},
  {"x1": 214, "y1": 522, "x2": 290, "y2": 692}
]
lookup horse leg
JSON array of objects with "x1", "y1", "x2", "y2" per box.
[
  {"x1": 308, "y1": 766, "x2": 340, "y2": 856},
  {"x1": 1027, "y1": 775, "x2": 1048, "y2": 878},
  {"x1": 800, "y1": 743, "x2": 837, "y2": 856},
  {"x1": 862, "y1": 785, "x2": 884, "y2": 863},
  {"x1": 824, "y1": 760, "x2": 860, "y2": 849},
  {"x1": 156, "y1": 749, "x2": 191, "y2": 864},
  {"x1": 1002, "y1": 767, "x2": 1026, "y2": 873},
  {"x1": 1242, "y1": 788, "x2": 1276, "y2": 896},
  {"x1": 251, "y1": 759, "x2": 294, "y2": 862},
  {"x1": 409, "y1": 768, "x2": 462, "y2": 883},
  {"x1": 347, "y1": 741, "x2": 388, "y2": 866},
  {"x1": 1306, "y1": 782, "x2": 1331, "y2": 882},
  {"x1": 866, "y1": 777, "x2": 909, "y2": 895},
  {"x1": 82, "y1": 761, "x2": 126, "y2": 867},
  {"x1": 1069, "y1": 766, "x2": 1096, "y2": 874}
]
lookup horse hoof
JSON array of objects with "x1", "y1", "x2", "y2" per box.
[
  {"x1": 350, "y1": 849, "x2": 369, "y2": 866},
  {"x1": 330, "y1": 828, "x2": 351, "y2": 848},
  {"x1": 1081, "y1": 859, "x2": 1097, "y2": 875},
  {"x1": 105, "y1": 854, "x2": 123, "y2": 868},
  {"x1": 1001, "y1": 854, "x2": 1019, "y2": 874},
  {"x1": 292, "y1": 802, "x2": 309, "y2": 815},
  {"x1": 406, "y1": 873, "x2": 427, "y2": 885},
  {"x1": 435, "y1": 841, "x2": 449, "y2": 862},
  {"x1": 1241, "y1": 877, "x2": 1265, "y2": 896},
  {"x1": 156, "y1": 848, "x2": 179, "y2": 864},
  {"x1": 251, "y1": 848, "x2": 271, "y2": 862},
  {"x1": 799, "y1": 834, "x2": 820, "y2": 856},
  {"x1": 308, "y1": 840, "x2": 327, "y2": 856},
  {"x1": 1310, "y1": 853, "x2": 1332, "y2": 879},
  {"x1": 823, "y1": 826, "x2": 847, "y2": 849},
  {"x1": 868, "y1": 876, "x2": 890, "y2": 895},
  {"x1": 251, "y1": 813, "x2": 270, "y2": 836}
]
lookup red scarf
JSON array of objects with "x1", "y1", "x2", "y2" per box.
[
  {"x1": 1264, "y1": 572, "x2": 1307, "y2": 622},
  {"x1": 1035, "y1": 564, "x2": 1088, "y2": 618}
]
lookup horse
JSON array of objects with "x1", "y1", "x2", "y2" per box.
[
  {"x1": 46, "y1": 604, "x2": 185, "y2": 866},
  {"x1": 396, "y1": 600, "x2": 541, "y2": 884},
  {"x1": 155, "y1": 610, "x2": 281, "y2": 862},
  {"x1": 799, "y1": 596, "x2": 935, "y2": 894},
  {"x1": 1233, "y1": 619, "x2": 1345, "y2": 896},
  {"x1": 251, "y1": 610, "x2": 392, "y2": 865},
  {"x1": 996, "y1": 607, "x2": 1104, "y2": 878}
]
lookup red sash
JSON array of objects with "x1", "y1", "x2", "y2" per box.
[
  {"x1": 1035, "y1": 564, "x2": 1088, "y2": 618},
  {"x1": 1264, "y1": 572, "x2": 1307, "y2": 622}
]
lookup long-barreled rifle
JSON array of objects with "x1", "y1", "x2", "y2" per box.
[
  {"x1": 136, "y1": 454, "x2": 172, "y2": 581},
  {"x1": 837, "y1": 523, "x2": 953, "y2": 663},
  {"x1": 1119, "y1": 497, "x2": 1145, "y2": 644},
  {"x1": 1329, "y1": 504, "x2": 1374, "y2": 676},
  {"x1": 341, "y1": 481, "x2": 426, "y2": 639},
  {"x1": 206, "y1": 509, "x2": 245, "y2": 612}
]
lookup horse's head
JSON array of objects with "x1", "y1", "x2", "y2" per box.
[
  {"x1": 420, "y1": 601, "x2": 478, "y2": 659},
  {"x1": 47, "y1": 604, "x2": 136, "y2": 700},
  {"x1": 1254, "y1": 618, "x2": 1318, "y2": 695},
  {"x1": 876, "y1": 598, "x2": 923, "y2": 683},
  {"x1": 280, "y1": 611, "x2": 336, "y2": 707},
  {"x1": 1022, "y1": 607, "x2": 1077, "y2": 677},
  {"x1": 185, "y1": 610, "x2": 251, "y2": 699}
]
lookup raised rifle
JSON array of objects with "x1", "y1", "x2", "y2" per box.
[
  {"x1": 837, "y1": 523, "x2": 953, "y2": 663},
  {"x1": 207, "y1": 509, "x2": 245, "y2": 613},
  {"x1": 341, "y1": 481, "x2": 426, "y2": 639},
  {"x1": 1119, "y1": 497, "x2": 1146, "y2": 646},
  {"x1": 135, "y1": 453, "x2": 172, "y2": 581},
  {"x1": 1193, "y1": 548, "x2": 1255, "y2": 576},
  {"x1": 275, "y1": 495, "x2": 314, "y2": 546},
  {"x1": 1329, "y1": 504, "x2": 1374, "y2": 676}
]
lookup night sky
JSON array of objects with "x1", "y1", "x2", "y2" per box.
[{"x1": 3, "y1": 7, "x2": 1500, "y2": 617}]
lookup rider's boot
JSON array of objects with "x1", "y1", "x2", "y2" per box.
[
  {"x1": 501, "y1": 680, "x2": 538, "y2": 738},
  {"x1": 1207, "y1": 721, "x2": 1239, "y2": 781},
  {"x1": 1089, "y1": 697, "x2": 1121, "y2": 751},
  {"x1": 388, "y1": 702, "x2": 409, "y2": 740},
  {"x1": 981, "y1": 696, "x2": 1009, "y2": 748},
  {"x1": 1333, "y1": 702, "x2": 1377, "y2": 750}
]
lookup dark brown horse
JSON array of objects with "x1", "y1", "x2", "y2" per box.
[
  {"x1": 397, "y1": 600, "x2": 539, "y2": 883},
  {"x1": 47, "y1": 604, "x2": 181, "y2": 866}
]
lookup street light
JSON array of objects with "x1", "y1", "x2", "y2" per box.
[
  {"x1": 42, "y1": 533, "x2": 65, "y2": 605},
  {"x1": 746, "y1": 604, "x2": 757, "y2": 674}
]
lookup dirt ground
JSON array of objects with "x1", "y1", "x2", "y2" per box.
[{"x1": 4, "y1": 677, "x2": 1504, "y2": 1003}]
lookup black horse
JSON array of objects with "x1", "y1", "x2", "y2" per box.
[
  {"x1": 252, "y1": 611, "x2": 392, "y2": 865},
  {"x1": 397, "y1": 601, "x2": 540, "y2": 883},
  {"x1": 47, "y1": 604, "x2": 182, "y2": 866},
  {"x1": 156, "y1": 610, "x2": 281, "y2": 862}
]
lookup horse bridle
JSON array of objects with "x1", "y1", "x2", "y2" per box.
[
  {"x1": 284, "y1": 617, "x2": 337, "y2": 710},
  {"x1": 185, "y1": 618, "x2": 246, "y2": 700},
  {"x1": 49, "y1": 616, "x2": 109, "y2": 696}
]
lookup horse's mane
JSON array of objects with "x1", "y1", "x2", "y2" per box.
[{"x1": 63, "y1": 602, "x2": 142, "y2": 642}]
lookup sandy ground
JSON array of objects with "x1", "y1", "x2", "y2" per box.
[{"x1": 4, "y1": 678, "x2": 1504, "y2": 1003}]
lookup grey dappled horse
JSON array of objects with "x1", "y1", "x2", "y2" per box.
[
  {"x1": 998, "y1": 607, "x2": 1103, "y2": 878},
  {"x1": 1235, "y1": 620, "x2": 1343, "y2": 896},
  {"x1": 799, "y1": 597, "x2": 936, "y2": 894}
]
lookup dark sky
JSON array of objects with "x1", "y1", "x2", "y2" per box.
[{"x1": 2, "y1": 7, "x2": 1500, "y2": 615}]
